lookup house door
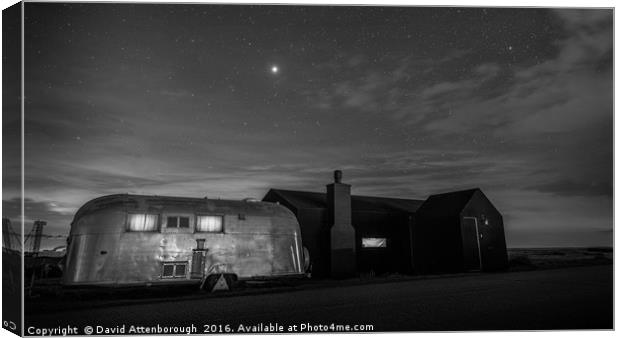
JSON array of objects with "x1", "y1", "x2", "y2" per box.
[{"x1": 462, "y1": 217, "x2": 482, "y2": 271}]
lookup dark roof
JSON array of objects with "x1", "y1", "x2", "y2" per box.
[
  {"x1": 415, "y1": 188, "x2": 480, "y2": 220},
  {"x1": 264, "y1": 189, "x2": 424, "y2": 213}
]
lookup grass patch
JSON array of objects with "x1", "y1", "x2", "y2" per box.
[{"x1": 507, "y1": 247, "x2": 612, "y2": 271}]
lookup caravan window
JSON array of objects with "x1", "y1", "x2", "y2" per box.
[
  {"x1": 196, "y1": 215, "x2": 223, "y2": 232},
  {"x1": 161, "y1": 262, "x2": 188, "y2": 278},
  {"x1": 127, "y1": 214, "x2": 159, "y2": 232},
  {"x1": 167, "y1": 216, "x2": 190, "y2": 228}
]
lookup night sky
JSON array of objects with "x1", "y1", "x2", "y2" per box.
[{"x1": 5, "y1": 3, "x2": 613, "y2": 250}]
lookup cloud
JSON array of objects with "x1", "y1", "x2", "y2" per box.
[
  {"x1": 427, "y1": 10, "x2": 612, "y2": 136},
  {"x1": 3, "y1": 198, "x2": 72, "y2": 251},
  {"x1": 159, "y1": 89, "x2": 195, "y2": 98},
  {"x1": 20, "y1": 7, "x2": 612, "y2": 250},
  {"x1": 496, "y1": 189, "x2": 612, "y2": 247},
  {"x1": 301, "y1": 9, "x2": 611, "y2": 145},
  {"x1": 527, "y1": 179, "x2": 612, "y2": 198},
  {"x1": 295, "y1": 9, "x2": 612, "y2": 216}
]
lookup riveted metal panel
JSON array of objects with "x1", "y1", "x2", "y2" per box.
[{"x1": 62, "y1": 195, "x2": 305, "y2": 286}]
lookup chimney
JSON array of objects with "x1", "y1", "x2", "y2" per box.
[{"x1": 326, "y1": 170, "x2": 356, "y2": 278}]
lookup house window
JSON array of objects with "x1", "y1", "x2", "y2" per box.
[
  {"x1": 161, "y1": 262, "x2": 188, "y2": 278},
  {"x1": 167, "y1": 216, "x2": 190, "y2": 228},
  {"x1": 127, "y1": 214, "x2": 158, "y2": 232},
  {"x1": 362, "y1": 237, "x2": 387, "y2": 248},
  {"x1": 196, "y1": 215, "x2": 223, "y2": 232}
]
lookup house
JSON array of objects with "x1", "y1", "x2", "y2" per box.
[
  {"x1": 414, "y1": 189, "x2": 508, "y2": 273},
  {"x1": 263, "y1": 171, "x2": 508, "y2": 277}
]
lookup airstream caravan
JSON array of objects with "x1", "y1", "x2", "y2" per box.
[{"x1": 62, "y1": 194, "x2": 306, "y2": 286}]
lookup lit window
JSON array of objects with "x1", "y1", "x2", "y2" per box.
[
  {"x1": 128, "y1": 214, "x2": 158, "y2": 231},
  {"x1": 362, "y1": 237, "x2": 387, "y2": 248},
  {"x1": 196, "y1": 215, "x2": 223, "y2": 232},
  {"x1": 161, "y1": 262, "x2": 188, "y2": 278},
  {"x1": 167, "y1": 216, "x2": 190, "y2": 228}
]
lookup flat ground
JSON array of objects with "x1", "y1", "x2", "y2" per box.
[{"x1": 25, "y1": 265, "x2": 612, "y2": 333}]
